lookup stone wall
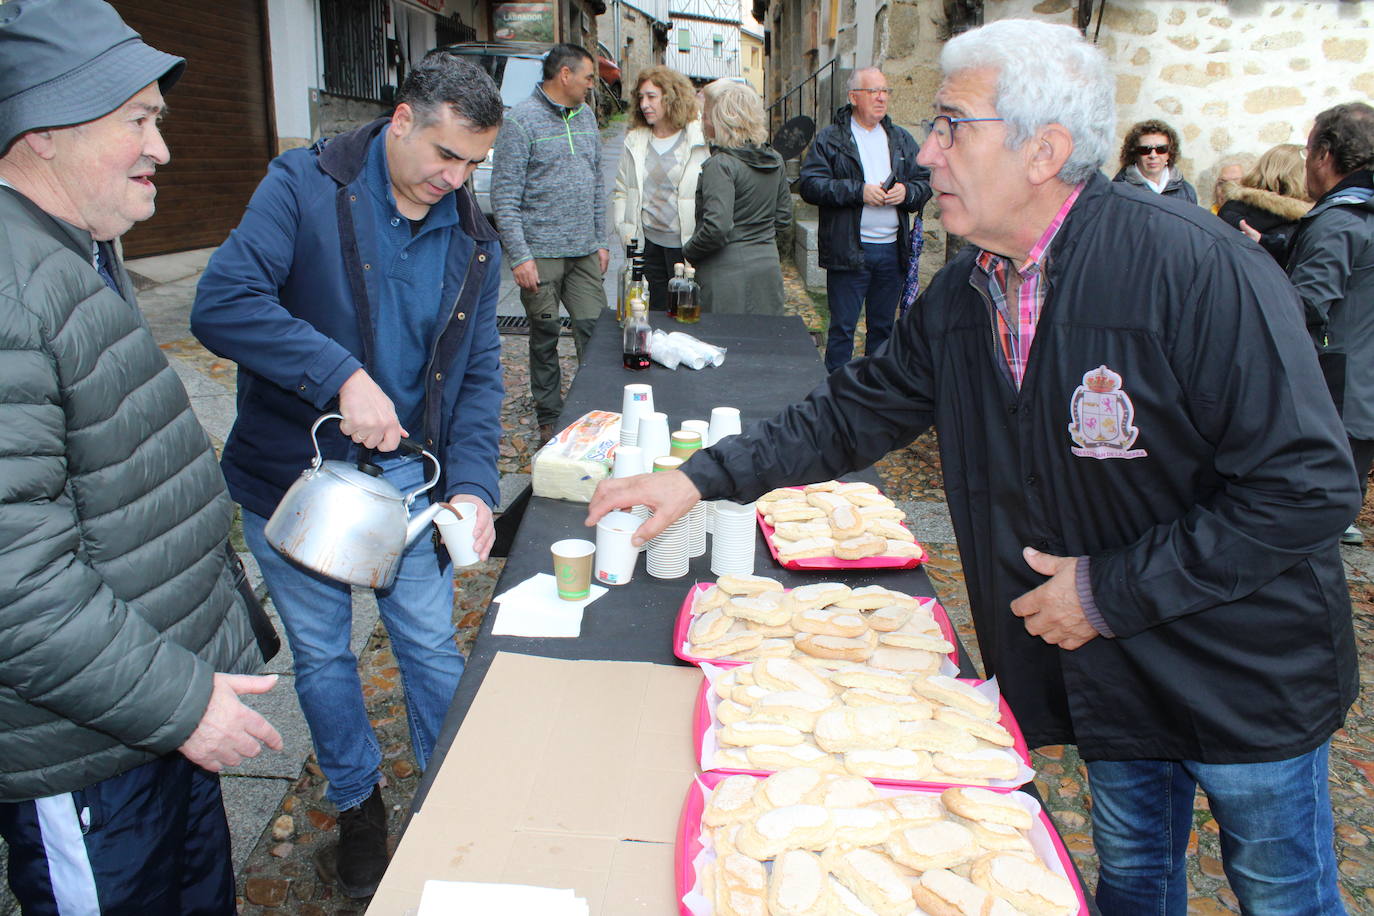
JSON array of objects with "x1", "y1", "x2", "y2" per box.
[
  {"x1": 315, "y1": 91, "x2": 391, "y2": 141},
  {"x1": 607, "y1": 4, "x2": 663, "y2": 90}
]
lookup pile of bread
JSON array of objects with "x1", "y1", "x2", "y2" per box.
[
  {"x1": 687, "y1": 575, "x2": 955, "y2": 667},
  {"x1": 707, "y1": 657, "x2": 1024, "y2": 785},
  {"x1": 758, "y1": 482, "x2": 922, "y2": 563},
  {"x1": 697, "y1": 769, "x2": 1078, "y2": 915}
]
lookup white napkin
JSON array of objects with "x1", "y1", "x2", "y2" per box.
[
  {"x1": 418, "y1": 879, "x2": 589, "y2": 915},
  {"x1": 490, "y1": 573, "x2": 606, "y2": 638}
]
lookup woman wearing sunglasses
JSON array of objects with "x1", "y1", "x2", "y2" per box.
[{"x1": 1113, "y1": 119, "x2": 1198, "y2": 203}]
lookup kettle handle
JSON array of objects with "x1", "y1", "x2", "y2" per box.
[{"x1": 309, "y1": 414, "x2": 441, "y2": 505}]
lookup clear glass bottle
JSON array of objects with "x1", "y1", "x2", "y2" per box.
[
  {"x1": 667, "y1": 262, "x2": 686, "y2": 320},
  {"x1": 617, "y1": 239, "x2": 639, "y2": 324},
  {"x1": 622, "y1": 289, "x2": 652, "y2": 371},
  {"x1": 677, "y1": 266, "x2": 701, "y2": 324}
]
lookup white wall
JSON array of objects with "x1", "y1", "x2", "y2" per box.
[{"x1": 267, "y1": 0, "x2": 320, "y2": 146}]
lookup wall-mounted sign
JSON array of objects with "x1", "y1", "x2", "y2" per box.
[{"x1": 492, "y1": 1, "x2": 555, "y2": 41}]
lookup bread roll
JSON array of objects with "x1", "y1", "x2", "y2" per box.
[
  {"x1": 768, "y1": 502, "x2": 827, "y2": 524},
  {"x1": 758, "y1": 766, "x2": 828, "y2": 809},
  {"x1": 755, "y1": 658, "x2": 837, "y2": 698},
  {"x1": 794, "y1": 607, "x2": 870, "y2": 638},
  {"x1": 963, "y1": 818, "x2": 1035, "y2": 854},
  {"x1": 717, "y1": 698, "x2": 750, "y2": 724},
  {"x1": 805, "y1": 490, "x2": 850, "y2": 512},
  {"x1": 834, "y1": 481, "x2": 880, "y2": 497},
  {"x1": 720, "y1": 719, "x2": 806, "y2": 748},
  {"x1": 822, "y1": 847, "x2": 913, "y2": 916},
  {"x1": 935, "y1": 706, "x2": 1016, "y2": 747},
  {"x1": 842, "y1": 688, "x2": 935, "y2": 721},
  {"x1": 913, "y1": 676, "x2": 1000, "y2": 720},
  {"x1": 773, "y1": 520, "x2": 835, "y2": 541},
  {"x1": 829, "y1": 806, "x2": 894, "y2": 848},
  {"x1": 694, "y1": 630, "x2": 765, "y2": 659},
  {"x1": 802, "y1": 480, "x2": 841, "y2": 492},
  {"x1": 941, "y1": 787, "x2": 1034, "y2": 831},
  {"x1": 887, "y1": 820, "x2": 978, "y2": 871},
  {"x1": 841, "y1": 747, "x2": 932, "y2": 781},
  {"x1": 758, "y1": 486, "x2": 803, "y2": 508},
  {"x1": 750, "y1": 691, "x2": 838, "y2": 731},
  {"x1": 718, "y1": 573, "x2": 785, "y2": 596},
  {"x1": 746, "y1": 740, "x2": 837, "y2": 773},
  {"x1": 857, "y1": 504, "x2": 905, "y2": 521},
  {"x1": 690, "y1": 607, "x2": 734, "y2": 644},
  {"x1": 768, "y1": 849, "x2": 829, "y2": 916},
  {"x1": 795, "y1": 632, "x2": 875, "y2": 663},
  {"x1": 911, "y1": 868, "x2": 994, "y2": 916},
  {"x1": 827, "y1": 879, "x2": 883, "y2": 916},
  {"x1": 786, "y1": 581, "x2": 853, "y2": 612},
  {"x1": 879, "y1": 617, "x2": 955, "y2": 654},
  {"x1": 833, "y1": 586, "x2": 903, "y2": 611},
  {"x1": 714, "y1": 746, "x2": 754, "y2": 769},
  {"x1": 883, "y1": 540, "x2": 925, "y2": 559},
  {"x1": 735, "y1": 804, "x2": 834, "y2": 859},
  {"x1": 864, "y1": 519, "x2": 915, "y2": 542},
  {"x1": 865, "y1": 604, "x2": 915, "y2": 632},
  {"x1": 843, "y1": 493, "x2": 893, "y2": 510},
  {"x1": 868, "y1": 646, "x2": 942, "y2": 675},
  {"x1": 896, "y1": 719, "x2": 979, "y2": 754},
  {"x1": 776, "y1": 535, "x2": 838, "y2": 561},
  {"x1": 968, "y1": 853, "x2": 1078, "y2": 916},
  {"x1": 814, "y1": 706, "x2": 901, "y2": 753},
  {"x1": 695, "y1": 584, "x2": 730, "y2": 613},
  {"x1": 703, "y1": 774, "x2": 762, "y2": 827},
  {"x1": 830, "y1": 665, "x2": 912, "y2": 695},
  {"x1": 725, "y1": 594, "x2": 792, "y2": 628},
  {"x1": 732, "y1": 683, "x2": 771, "y2": 706},
  {"x1": 827, "y1": 504, "x2": 867, "y2": 540},
  {"x1": 833, "y1": 535, "x2": 888, "y2": 560},
  {"x1": 932, "y1": 749, "x2": 1021, "y2": 782},
  {"x1": 716, "y1": 853, "x2": 769, "y2": 916},
  {"x1": 818, "y1": 775, "x2": 883, "y2": 808},
  {"x1": 751, "y1": 638, "x2": 796, "y2": 659},
  {"x1": 866, "y1": 792, "x2": 945, "y2": 830}
]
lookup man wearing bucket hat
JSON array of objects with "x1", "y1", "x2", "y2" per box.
[
  {"x1": 192, "y1": 49, "x2": 505, "y2": 898},
  {"x1": 0, "y1": 0, "x2": 284, "y2": 912}
]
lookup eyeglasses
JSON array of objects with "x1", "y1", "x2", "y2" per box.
[
  {"x1": 852, "y1": 88, "x2": 894, "y2": 97},
  {"x1": 920, "y1": 115, "x2": 1004, "y2": 149},
  {"x1": 1135, "y1": 144, "x2": 1170, "y2": 156}
]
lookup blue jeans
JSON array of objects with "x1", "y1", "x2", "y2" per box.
[
  {"x1": 241, "y1": 456, "x2": 462, "y2": 811},
  {"x1": 824, "y1": 241, "x2": 903, "y2": 373},
  {"x1": 1087, "y1": 742, "x2": 1345, "y2": 915}
]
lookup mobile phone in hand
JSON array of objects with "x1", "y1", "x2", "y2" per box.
[{"x1": 881, "y1": 171, "x2": 897, "y2": 192}]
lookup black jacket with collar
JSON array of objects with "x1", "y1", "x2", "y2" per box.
[
  {"x1": 798, "y1": 105, "x2": 931, "y2": 272},
  {"x1": 684, "y1": 172, "x2": 1358, "y2": 762}
]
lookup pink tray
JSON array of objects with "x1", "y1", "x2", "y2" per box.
[
  {"x1": 674, "y1": 773, "x2": 1090, "y2": 916},
  {"x1": 672, "y1": 582, "x2": 959, "y2": 671},
  {"x1": 693, "y1": 675, "x2": 1032, "y2": 791},
  {"x1": 757, "y1": 486, "x2": 928, "y2": 570}
]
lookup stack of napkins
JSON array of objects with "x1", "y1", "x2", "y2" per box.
[
  {"x1": 418, "y1": 880, "x2": 589, "y2": 914},
  {"x1": 490, "y1": 573, "x2": 606, "y2": 638}
]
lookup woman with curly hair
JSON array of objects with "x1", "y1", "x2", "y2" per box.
[
  {"x1": 1112, "y1": 119, "x2": 1198, "y2": 203},
  {"x1": 683, "y1": 79, "x2": 792, "y2": 314},
  {"x1": 1218, "y1": 143, "x2": 1312, "y2": 267},
  {"x1": 610, "y1": 66, "x2": 710, "y2": 310}
]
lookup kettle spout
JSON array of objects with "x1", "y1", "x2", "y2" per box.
[{"x1": 405, "y1": 502, "x2": 447, "y2": 548}]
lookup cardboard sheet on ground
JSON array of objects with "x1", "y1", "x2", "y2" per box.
[{"x1": 366, "y1": 653, "x2": 703, "y2": 915}]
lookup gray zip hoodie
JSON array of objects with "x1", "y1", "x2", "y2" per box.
[{"x1": 491, "y1": 85, "x2": 607, "y2": 266}]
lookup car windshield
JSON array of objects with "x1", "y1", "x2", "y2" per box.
[{"x1": 464, "y1": 54, "x2": 544, "y2": 109}]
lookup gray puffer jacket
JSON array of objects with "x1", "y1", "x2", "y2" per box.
[{"x1": 0, "y1": 188, "x2": 259, "y2": 802}]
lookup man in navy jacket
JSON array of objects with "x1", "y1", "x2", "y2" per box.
[{"x1": 192, "y1": 52, "x2": 504, "y2": 898}]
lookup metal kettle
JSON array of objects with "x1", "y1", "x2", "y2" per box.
[{"x1": 265, "y1": 413, "x2": 445, "y2": 588}]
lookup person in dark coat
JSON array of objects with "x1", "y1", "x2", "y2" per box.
[
  {"x1": 799, "y1": 68, "x2": 931, "y2": 372},
  {"x1": 1219, "y1": 143, "x2": 1311, "y2": 267},
  {"x1": 1285, "y1": 102, "x2": 1374, "y2": 548},
  {"x1": 590, "y1": 20, "x2": 1355, "y2": 916},
  {"x1": 683, "y1": 79, "x2": 791, "y2": 315},
  {"x1": 1112, "y1": 118, "x2": 1198, "y2": 203}
]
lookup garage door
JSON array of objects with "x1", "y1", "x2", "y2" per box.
[{"x1": 113, "y1": 0, "x2": 275, "y2": 257}]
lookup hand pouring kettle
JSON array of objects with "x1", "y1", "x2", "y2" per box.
[{"x1": 265, "y1": 413, "x2": 445, "y2": 588}]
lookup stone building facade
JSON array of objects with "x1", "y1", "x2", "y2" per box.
[
  {"x1": 768, "y1": 0, "x2": 1373, "y2": 286},
  {"x1": 603, "y1": 0, "x2": 671, "y2": 89}
]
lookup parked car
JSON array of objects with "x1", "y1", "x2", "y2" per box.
[{"x1": 597, "y1": 42, "x2": 622, "y2": 100}]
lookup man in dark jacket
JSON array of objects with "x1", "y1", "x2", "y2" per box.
[
  {"x1": 191, "y1": 51, "x2": 504, "y2": 898},
  {"x1": 1285, "y1": 102, "x2": 1374, "y2": 547},
  {"x1": 799, "y1": 68, "x2": 931, "y2": 372},
  {"x1": 0, "y1": 1, "x2": 282, "y2": 911},
  {"x1": 590, "y1": 20, "x2": 1356, "y2": 916}
]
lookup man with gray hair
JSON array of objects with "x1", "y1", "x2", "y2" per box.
[
  {"x1": 192, "y1": 49, "x2": 506, "y2": 898},
  {"x1": 800, "y1": 66, "x2": 930, "y2": 373},
  {"x1": 0, "y1": 0, "x2": 282, "y2": 910},
  {"x1": 590, "y1": 19, "x2": 1355, "y2": 914}
]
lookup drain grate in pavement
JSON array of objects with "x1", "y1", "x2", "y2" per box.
[{"x1": 497, "y1": 315, "x2": 573, "y2": 335}]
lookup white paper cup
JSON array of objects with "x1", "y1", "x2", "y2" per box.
[
  {"x1": 434, "y1": 503, "x2": 480, "y2": 567},
  {"x1": 682, "y1": 419, "x2": 710, "y2": 443},
  {"x1": 638, "y1": 411, "x2": 671, "y2": 465},
  {"x1": 707, "y1": 406, "x2": 742, "y2": 446},
  {"x1": 595, "y1": 511, "x2": 640, "y2": 585},
  {"x1": 612, "y1": 445, "x2": 645, "y2": 479},
  {"x1": 621, "y1": 384, "x2": 655, "y2": 446}
]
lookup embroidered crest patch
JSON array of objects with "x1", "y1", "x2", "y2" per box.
[{"x1": 1068, "y1": 365, "x2": 1148, "y2": 459}]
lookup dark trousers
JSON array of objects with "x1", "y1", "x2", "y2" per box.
[
  {"x1": 824, "y1": 241, "x2": 903, "y2": 373},
  {"x1": 0, "y1": 755, "x2": 235, "y2": 915},
  {"x1": 641, "y1": 239, "x2": 683, "y2": 313},
  {"x1": 1351, "y1": 437, "x2": 1374, "y2": 503},
  {"x1": 519, "y1": 253, "x2": 606, "y2": 426}
]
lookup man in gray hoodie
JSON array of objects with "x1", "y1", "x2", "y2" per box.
[{"x1": 491, "y1": 44, "x2": 610, "y2": 445}]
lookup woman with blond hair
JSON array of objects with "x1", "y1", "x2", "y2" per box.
[
  {"x1": 1219, "y1": 143, "x2": 1312, "y2": 267},
  {"x1": 610, "y1": 66, "x2": 710, "y2": 310},
  {"x1": 683, "y1": 79, "x2": 792, "y2": 314}
]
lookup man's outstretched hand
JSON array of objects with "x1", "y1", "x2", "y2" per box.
[{"x1": 586, "y1": 469, "x2": 701, "y2": 546}]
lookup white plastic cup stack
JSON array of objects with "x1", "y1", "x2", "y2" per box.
[
  {"x1": 637, "y1": 411, "x2": 672, "y2": 466},
  {"x1": 646, "y1": 456, "x2": 691, "y2": 578},
  {"x1": 710, "y1": 499, "x2": 758, "y2": 576},
  {"x1": 620, "y1": 384, "x2": 655, "y2": 447},
  {"x1": 688, "y1": 502, "x2": 708, "y2": 558},
  {"x1": 707, "y1": 406, "x2": 742, "y2": 447}
]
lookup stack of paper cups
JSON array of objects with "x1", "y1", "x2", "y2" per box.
[
  {"x1": 682, "y1": 418, "x2": 713, "y2": 534},
  {"x1": 707, "y1": 406, "x2": 742, "y2": 447},
  {"x1": 621, "y1": 384, "x2": 655, "y2": 448},
  {"x1": 638, "y1": 411, "x2": 671, "y2": 466},
  {"x1": 687, "y1": 502, "x2": 708, "y2": 558},
  {"x1": 710, "y1": 499, "x2": 757, "y2": 576},
  {"x1": 612, "y1": 445, "x2": 652, "y2": 546},
  {"x1": 646, "y1": 456, "x2": 690, "y2": 578}
]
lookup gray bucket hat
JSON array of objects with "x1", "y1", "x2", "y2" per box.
[{"x1": 0, "y1": 0, "x2": 186, "y2": 152}]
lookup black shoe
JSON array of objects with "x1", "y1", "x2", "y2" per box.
[{"x1": 336, "y1": 784, "x2": 388, "y2": 898}]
